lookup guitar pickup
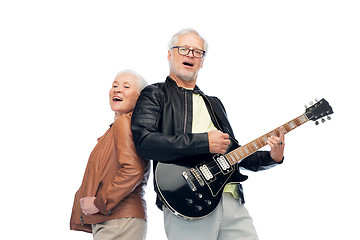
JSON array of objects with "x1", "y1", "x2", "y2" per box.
[
  {"x1": 182, "y1": 171, "x2": 197, "y2": 192},
  {"x1": 215, "y1": 155, "x2": 232, "y2": 174},
  {"x1": 199, "y1": 164, "x2": 214, "y2": 181}
]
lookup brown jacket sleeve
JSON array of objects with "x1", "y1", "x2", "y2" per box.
[{"x1": 94, "y1": 113, "x2": 145, "y2": 214}]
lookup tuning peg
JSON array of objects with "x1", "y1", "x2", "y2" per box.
[
  {"x1": 321, "y1": 118, "x2": 326, "y2": 123},
  {"x1": 304, "y1": 105, "x2": 308, "y2": 109},
  {"x1": 315, "y1": 121, "x2": 319, "y2": 125},
  {"x1": 315, "y1": 98, "x2": 319, "y2": 102},
  {"x1": 327, "y1": 116, "x2": 331, "y2": 120},
  {"x1": 309, "y1": 101, "x2": 314, "y2": 105}
]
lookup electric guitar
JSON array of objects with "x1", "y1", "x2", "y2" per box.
[{"x1": 155, "y1": 98, "x2": 334, "y2": 220}]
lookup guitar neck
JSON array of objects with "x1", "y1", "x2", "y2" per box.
[{"x1": 225, "y1": 114, "x2": 309, "y2": 165}]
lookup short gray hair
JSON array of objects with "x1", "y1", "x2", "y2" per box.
[
  {"x1": 116, "y1": 69, "x2": 148, "y2": 93},
  {"x1": 168, "y1": 28, "x2": 208, "y2": 52}
]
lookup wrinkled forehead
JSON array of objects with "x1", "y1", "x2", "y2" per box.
[{"x1": 175, "y1": 33, "x2": 205, "y2": 50}]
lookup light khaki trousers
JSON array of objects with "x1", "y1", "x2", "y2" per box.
[
  {"x1": 163, "y1": 193, "x2": 259, "y2": 240},
  {"x1": 92, "y1": 218, "x2": 146, "y2": 240}
]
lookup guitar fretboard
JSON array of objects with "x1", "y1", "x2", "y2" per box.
[{"x1": 225, "y1": 114, "x2": 308, "y2": 165}]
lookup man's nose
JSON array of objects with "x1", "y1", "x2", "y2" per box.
[{"x1": 187, "y1": 50, "x2": 195, "y2": 58}]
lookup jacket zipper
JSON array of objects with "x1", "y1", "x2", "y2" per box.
[
  {"x1": 201, "y1": 93, "x2": 222, "y2": 131},
  {"x1": 185, "y1": 89, "x2": 237, "y2": 144},
  {"x1": 201, "y1": 93, "x2": 238, "y2": 144},
  {"x1": 183, "y1": 90, "x2": 188, "y2": 133}
]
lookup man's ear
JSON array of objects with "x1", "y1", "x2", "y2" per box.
[
  {"x1": 167, "y1": 50, "x2": 171, "y2": 62},
  {"x1": 200, "y1": 57, "x2": 205, "y2": 68}
]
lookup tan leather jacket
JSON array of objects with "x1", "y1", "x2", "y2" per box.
[{"x1": 70, "y1": 112, "x2": 150, "y2": 233}]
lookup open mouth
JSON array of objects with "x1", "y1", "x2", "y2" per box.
[
  {"x1": 183, "y1": 61, "x2": 194, "y2": 67},
  {"x1": 113, "y1": 96, "x2": 123, "y2": 102}
]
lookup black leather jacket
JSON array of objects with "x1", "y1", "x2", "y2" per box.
[{"x1": 131, "y1": 77, "x2": 281, "y2": 208}]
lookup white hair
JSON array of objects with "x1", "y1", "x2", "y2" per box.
[
  {"x1": 168, "y1": 28, "x2": 208, "y2": 52},
  {"x1": 116, "y1": 69, "x2": 148, "y2": 93}
]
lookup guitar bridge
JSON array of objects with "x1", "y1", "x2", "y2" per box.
[
  {"x1": 190, "y1": 168, "x2": 205, "y2": 187},
  {"x1": 182, "y1": 171, "x2": 197, "y2": 191}
]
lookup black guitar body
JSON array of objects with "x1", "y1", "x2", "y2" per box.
[{"x1": 154, "y1": 143, "x2": 248, "y2": 220}]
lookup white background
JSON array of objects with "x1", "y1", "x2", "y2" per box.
[{"x1": 1, "y1": 0, "x2": 359, "y2": 239}]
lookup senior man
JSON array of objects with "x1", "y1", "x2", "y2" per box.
[{"x1": 131, "y1": 29, "x2": 285, "y2": 240}]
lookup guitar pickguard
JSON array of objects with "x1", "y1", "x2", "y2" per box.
[{"x1": 195, "y1": 155, "x2": 235, "y2": 197}]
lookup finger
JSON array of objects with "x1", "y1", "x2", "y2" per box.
[
  {"x1": 269, "y1": 136, "x2": 278, "y2": 142},
  {"x1": 220, "y1": 143, "x2": 229, "y2": 153},
  {"x1": 279, "y1": 126, "x2": 285, "y2": 141},
  {"x1": 268, "y1": 142, "x2": 276, "y2": 150},
  {"x1": 273, "y1": 136, "x2": 282, "y2": 146},
  {"x1": 267, "y1": 137, "x2": 278, "y2": 149},
  {"x1": 269, "y1": 135, "x2": 283, "y2": 146},
  {"x1": 267, "y1": 136, "x2": 276, "y2": 144},
  {"x1": 267, "y1": 138, "x2": 275, "y2": 148},
  {"x1": 221, "y1": 144, "x2": 229, "y2": 152}
]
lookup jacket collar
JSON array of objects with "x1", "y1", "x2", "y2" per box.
[
  {"x1": 109, "y1": 111, "x2": 133, "y2": 128},
  {"x1": 166, "y1": 76, "x2": 202, "y2": 94}
]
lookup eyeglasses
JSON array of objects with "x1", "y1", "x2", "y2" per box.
[{"x1": 171, "y1": 46, "x2": 206, "y2": 58}]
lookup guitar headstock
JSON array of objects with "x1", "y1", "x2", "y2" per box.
[{"x1": 305, "y1": 98, "x2": 334, "y2": 125}]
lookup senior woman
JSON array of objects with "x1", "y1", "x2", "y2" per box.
[{"x1": 70, "y1": 70, "x2": 150, "y2": 240}]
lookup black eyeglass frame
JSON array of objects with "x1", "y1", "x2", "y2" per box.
[{"x1": 171, "y1": 46, "x2": 206, "y2": 58}]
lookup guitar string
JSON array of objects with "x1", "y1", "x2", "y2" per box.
[{"x1": 195, "y1": 115, "x2": 310, "y2": 182}]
